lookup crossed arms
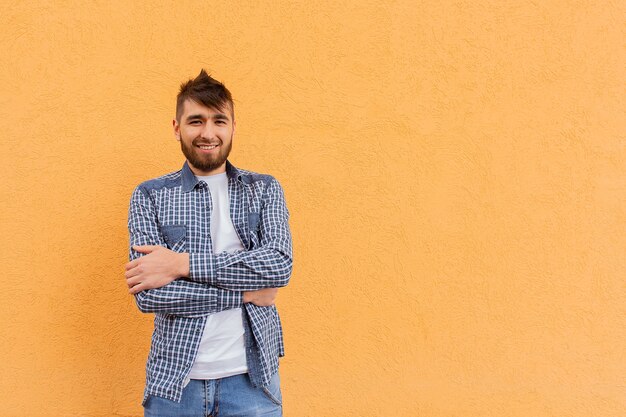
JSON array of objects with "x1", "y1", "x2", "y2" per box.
[{"x1": 125, "y1": 178, "x2": 293, "y2": 316}]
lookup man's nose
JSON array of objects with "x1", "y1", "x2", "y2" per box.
[{"x1": 201, "y1": 123, "x2": 217, "y2": 140}]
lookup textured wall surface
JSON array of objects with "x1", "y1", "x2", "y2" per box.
[{"x1": 0, "y1": 1, "x2": 624, "y2": 416}]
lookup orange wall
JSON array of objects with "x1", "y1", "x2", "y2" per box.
[{"x1": 1, "y1": 1, "x2": 624, "y2": 416}]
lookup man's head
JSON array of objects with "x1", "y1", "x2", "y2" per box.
[{"x1": 173, "y1": 70, "x2": 235, "y2": 176}]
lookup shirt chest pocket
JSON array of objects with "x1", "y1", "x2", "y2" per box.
[{"x1": 160, "y1": 224, "x2": 187, "y2": 252}]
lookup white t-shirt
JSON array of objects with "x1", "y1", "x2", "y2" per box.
[{"x1": 185, "y1": 172, "x2": 248, "y2": 383}]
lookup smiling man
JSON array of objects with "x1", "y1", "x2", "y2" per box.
[{"x1": 125, "y1": 70, "x2": 293, "y2": 417}]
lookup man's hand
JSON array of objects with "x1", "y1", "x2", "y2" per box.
[
  {"x1": 243, "y1": 288, "x2": 279, "y2": 306},
  {"x1": 125, "y1": 245, "x2": 190, "y2": 294}
]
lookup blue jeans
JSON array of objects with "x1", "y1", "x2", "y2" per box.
[{"x1": 143, "y1": 372, "x2": 282, "y2": 417}]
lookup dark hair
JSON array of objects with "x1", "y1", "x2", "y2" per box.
[{"x1": 176, "y1": 69, "x2": 234, "y2": 122}]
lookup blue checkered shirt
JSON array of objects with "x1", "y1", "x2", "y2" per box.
[{"x1": 127, "y1": 160, "x2": 293, "y2": 404}]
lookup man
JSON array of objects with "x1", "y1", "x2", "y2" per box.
[{"x1": 125, "y1": 69, "x2": 293, "y2": 416}]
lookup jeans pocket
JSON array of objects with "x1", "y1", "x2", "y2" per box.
[{"x1": 261, "y1": 373, "x2": 282, "y2": 406}]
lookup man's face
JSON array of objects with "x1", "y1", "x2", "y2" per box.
[{"x1": 173, "y1": 99, "x2": 235, "y2": 176}]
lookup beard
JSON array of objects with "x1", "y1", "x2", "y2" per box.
[{"x1": 180, "y1": 135, "x2": 233, "y2": 173}]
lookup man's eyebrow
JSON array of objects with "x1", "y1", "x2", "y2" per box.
[
  {"x1": 185, "y1": 113, "x2": 230, "y2": 122},
  {"x1": 211, "y1": 113, "x2": 230, "y2": 120},
  {"x1": 185, "y1": 114, "x2": 204, "y2": 122}
]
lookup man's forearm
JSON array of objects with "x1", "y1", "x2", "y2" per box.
[
  {"x1": 129, "y1": 247, "x2": 291, "y2": 293},
  {"x1": 133, "y1": 278, "x2": 242, "y2": 316},
  {"x1": 186, "y1": 245, "x2": 293, "y2": 291}
]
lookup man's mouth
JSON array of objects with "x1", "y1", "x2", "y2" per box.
[{"x1": 197, "y1": 144, "x2": 219, "y2": 151}]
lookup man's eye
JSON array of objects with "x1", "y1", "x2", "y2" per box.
[{"x1": 190, "y1": 121, "x2": 201, "y2": 125}]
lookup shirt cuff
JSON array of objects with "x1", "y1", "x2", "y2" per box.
[
  {"x1": 189, "y1": 252, "x2": 217, "y2": 284},
  {"x1": 217, "y1": 288, "x2": 244, "y2": 311}
]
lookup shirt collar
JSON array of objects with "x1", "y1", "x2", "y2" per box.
[{"x1": 181, "y1": 159, "x2": 243, "y2": 193}]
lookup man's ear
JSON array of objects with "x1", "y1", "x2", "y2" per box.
[{"x1": 172, "y1": 118, "x2": 181, "y2": 141}]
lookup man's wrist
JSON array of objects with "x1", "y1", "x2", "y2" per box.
[{"x1": 178, "y1": 252, "x2": 190, "y2": 277}]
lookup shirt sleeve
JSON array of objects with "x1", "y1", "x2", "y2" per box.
[
  {"x1": 188, "y1": 177, "x2": 294, "y2": 291},
  {"x1": 128, "y1": 185, "x2": 242, "y2": 316}
]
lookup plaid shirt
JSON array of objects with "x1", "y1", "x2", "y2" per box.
[{"x1": 127, "y1": 160, "x2": 293, "y2": 404}]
